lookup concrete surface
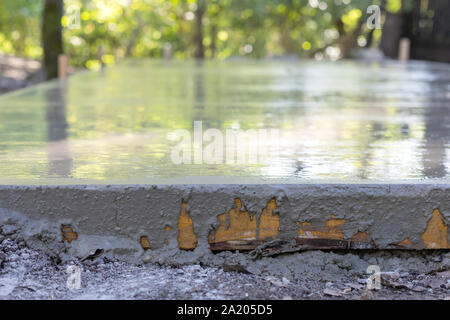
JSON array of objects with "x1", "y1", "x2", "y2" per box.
[
  {"x1": 0, "y1": 60, "x2": 449, "y2": 274},
  {"x1": 0, "y1": 60, "x2": 449, "y2": 182}
]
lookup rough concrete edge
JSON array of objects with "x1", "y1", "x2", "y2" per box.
[{"x1": 0, "y1": 184, "x2": 448, "y2": 267}]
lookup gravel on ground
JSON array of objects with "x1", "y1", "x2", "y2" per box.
[{"x1": 0, "y1": 238, "x2": 449, "y2": 300}]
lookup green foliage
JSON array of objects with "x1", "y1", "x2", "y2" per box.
[
  {"x1": 386, "y1": 0, "x2": 401, "y2": 13},
  {"x1": 0, "y1": 0, "x2": 386, "y2": 68},
  {"x1": 0, "y1": 0, "x2": 42, "y2": 58}
]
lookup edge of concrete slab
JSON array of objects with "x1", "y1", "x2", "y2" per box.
[{"x1": 0, "y1": 184, "x2": 449, "y2": 264}]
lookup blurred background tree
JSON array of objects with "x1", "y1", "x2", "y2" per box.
[
  {"x1": 0, "y1": 0, "x2": 42, "y2": 58},
  {"x1": 0, "y1": 0, "x2": 449, "y2": 75},
  {"x1": 42, "y1": 0, "x2": 63, "y2": 79},
  {"x1": 381, "y1": 0, "x2": 450, "y2": 61}
]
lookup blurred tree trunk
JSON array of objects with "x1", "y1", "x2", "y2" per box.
[
  {"x1": 42, "y1": 0, "x2": 63, "y2": 80},
  {"x1": 380, "y1": 0, "x2": 450, "y2": 62},
  {"x1": 329, "y1": 0, "x2": 366, "y2": 60},
  {"x1": 339, "y1": 19, "x2": 364, "y2": 59},
  {"x1": 194, "y1": 0, "x2": 205, "y2": 59},
  {"x1": 410, "y1": 0, "x2": 450, "y2": 62},
  {"x1": 210, "y1": 24, "x2": 217, "y2": 58},
  {"x1": 379, "y1": 12, "x2": 404, "y2": 58}
]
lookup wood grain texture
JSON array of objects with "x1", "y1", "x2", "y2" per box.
[
  {"x1": 258, "y1": 198, "x2": 279, "y2": 240},
  {"x1": 61, "y1": 225, "x2": 77, "y2": 243},
  {"x1": 297, "y1": 215, "x2": 346, "y2": 240},
  {"x1": 422, "y1": 209, "x2": 449, "y2": 249},
  {"x1": 140, "y1": 236, "x2": 151, "y2": 250},
  {"x1": 178, "y1": 201, "x2": 198, "y2": 250},
  {"x1": 209, "y1": 198, "x2": 257, "y2": 243}
]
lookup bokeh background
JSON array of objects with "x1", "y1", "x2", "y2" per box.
[
  {"x1": 1, "y1": 0, "x2": 450, "y2": 181},
  {"x1": 1, "y1": 0, "x2": 449, "y2": 82}
]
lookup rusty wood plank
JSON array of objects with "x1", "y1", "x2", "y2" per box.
[
  {"x1": 210, "y1": 240, "x2": 266, "y2": 251},
  {"x1": 295, "y1": 238, "x2": 349, "y2": 249},
  {"x1": 210, "y1": 237, "x2": 412, "y2": 253}
]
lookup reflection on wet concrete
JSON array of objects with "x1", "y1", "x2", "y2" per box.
[
  {"x1": 423, "y1": 107, "x2": 450, "y2": 179},
  {"x1": 0, "y1": 59, "x2": 449, "y2": 183},
  {"x1": 45, "y1": 82, "x2": 72, "y2": 177}
]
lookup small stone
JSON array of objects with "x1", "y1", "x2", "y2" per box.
[
  {"x1": 411, "y1": 286, "x2": 426, "y2": 292},
  {"x1": 0, "y1": 277, "x2": 18, "y2": 296},
  {"x1": 346, "y1": 282, "x2": 364, "y2": 290},
  {"x1": 380, "y1": 272, "x2": 401, "y2": 281},
  {"x1": 436, "y1": 271, "x2": 450, "y2": 278},
  {"x1": 427, "y1": 278, "x2": 446, "y2": 289},
  {"x1": 430, "y1": 256, "x2": 442, "y2": 262},
  {"x1": 323, "y1": 288, "x2": 342, "y2": 297},
  {"x1": 223, "y1": 264, "x2": 252, "y2": 274},
  {"x1": 342, "y1": 287, "x2": 352, "y2": 294},
  {"x1": 190, "y1": 264, "x2": 202, "y2": 271},
  {"x1": 269, "y1": 279, "x2": 284, "y2": 287},
  {"x1": 382, "y1": 279, "x2": 412, "y2": 290},
  {"x1": 282, "y1": 295, "x2": 293, "y2": 300},
  {"x1": 141, "y1": 255, "x2": 151, "y2": 263},
  {"x1": 357, "y1": 278, "x2": 367, "y2": 285},
  {"x1": 399, "y1": 272, "x2": 409, "y2": 278}
]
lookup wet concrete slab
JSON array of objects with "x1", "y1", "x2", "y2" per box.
[
  {"x1": 0, "y1": 59, "x2": 450, "y2": 184},
  {"x1": 0, "y1": 60, "x2": 449, "y2": 256}
]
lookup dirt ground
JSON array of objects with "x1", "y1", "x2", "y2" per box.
[
  {"x1": 0, "y1": 237, "x2": 448, "y2": 300},
  {"x1": 0, "y1": 54, "x2": 43, "y2": 94}
]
